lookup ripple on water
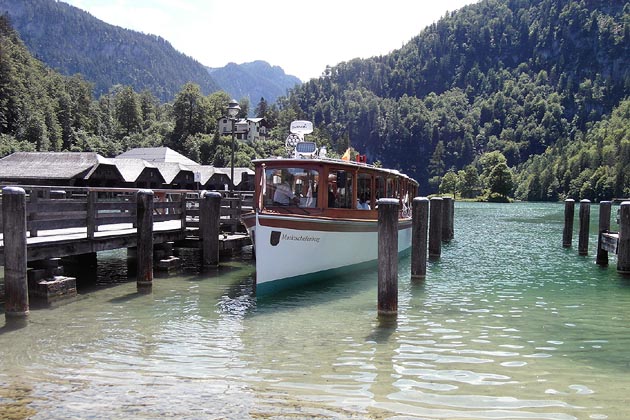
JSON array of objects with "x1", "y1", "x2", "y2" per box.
[{"x1": 2, "y1": 202, "x2": 630, "y2": 419}]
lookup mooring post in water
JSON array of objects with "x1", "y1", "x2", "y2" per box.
[
  {"x1": 441, "y1": 196, "x2": 454, "y2": 242},
  {"x1": 200, "y1": 191, "x2": 222, "y2": 267},
  {"x1": 2, "y1": 187, "x2": 29, "y2": 323},
  {"x1": 578, "y1": 199, "x2": 591, "y2": 256},
  {"x1": 596, "y1": 201, "x2": 612, "y2": 266},
  {"x1": 429, "y1": 197, "x2": 443, "y2": 259},
  {"x1": 136, "y1": 189, "x2": 154, "y2": 292},
  {"x1": 563, "y1": 199, "x2": 575, "y2": 248},
  {"x1": 617, "y1": 202, "x2": 630, "y2": 274},
  {"x1": 378, "y1": 198, "x2": 399, "y2": 317},
  {"x1": 411, "y1": 197, "x2": 429, "y2": 280}
]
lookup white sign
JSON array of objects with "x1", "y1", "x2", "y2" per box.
[{"x1": 290, "y1": 120, "x2": 313, "y2": 135}]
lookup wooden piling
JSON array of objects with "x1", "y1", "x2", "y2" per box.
[
  {"x1": 441, "y1": 197, "x2": 454, "y2": 242},
  {"x1": 411, "y1": 197, "x2": 429, "y2": 280},
  {"x1": 86, "y1": 190, "x2": 96, "y2": 239},
  {"x1": 617, "y1": 202, "x2": 630, "y2": 274},
  {"x1": 378, "y1": 198, "x2": 399, "y2": 317},
  {"x1": 136, "y1": 189, "x2": 154, "y2": 292},
  {"x1": 449, "y1": 197, "x2": 455, "y2": 240},
  {"x1": 596, "y1": 201, "x2": 612, "y2": 266},
  {"x1": 429, "y1": 197, "x2": 443, "y2": 259},
  {"x1": 200, "y1": 191, "x2": 222, "y2": 267},
  {"x1": 578, "y1": 199, "x2": 591, "y2": 256},
  {"x1": 563, "y1": 199, "x2": 575, "y2": 248},
  {"x1": 2, "y1": 187, "x2": 29, "y2": 323}
]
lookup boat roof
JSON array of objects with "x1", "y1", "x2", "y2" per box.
[{"x1": 252, "y1": 156, "x2": 418, "y2": 186}]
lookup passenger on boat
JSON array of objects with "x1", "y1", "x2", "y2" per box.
[
  {"x1": 357, "y1": 194, "x2": 371, "y2": 210},
  {"x1": 273, "y1": 175, "x2": 298, "y2": 206},
  {"x1": 328, "y1": 186, "x2": 336, "y2": 208}
]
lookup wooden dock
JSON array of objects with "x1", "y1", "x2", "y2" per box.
[
  {"x1": 0, "y1": 185, "x2": 251, "y2": 323},
  {"x1": 0, "y1": 186, "x2": 251, "y2": 263},
  {"x1": 563, "y1": 199, "x2": 630, "y2": 273}
]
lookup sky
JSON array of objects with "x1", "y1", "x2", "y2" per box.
[{"x1": 62, "y1": 0, "x2": 479, "y2": 82}]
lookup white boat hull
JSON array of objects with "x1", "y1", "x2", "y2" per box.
[{"x1": 244, "y1": 213, "x2": 412, "y2": 294}]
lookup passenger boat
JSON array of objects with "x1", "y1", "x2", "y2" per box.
[{"x1": 240, "y1": 121, "x2": 419, "y2": 294}]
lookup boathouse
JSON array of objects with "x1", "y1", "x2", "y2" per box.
[
  {"x1": 0, "y1": 148, "x2": 253, "y2": 191},
  {"x1": 187, "y1": 166, "x2": 231, "y2": 190},
  {"x1": 0, "y1": 152, "x2": 124, "y2": 187},
  {"x1": 149, "y1": 162, "x2": 196, "y2": 190},
  {"x1": 216, "y1": 167, "x2": 255, "y2": 190},
  {"x1": 110, "y1": 158, "x2": 165, "y2": 189}
]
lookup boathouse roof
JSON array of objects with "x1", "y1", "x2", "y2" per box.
[
  {"x1": 216, "y1": 167, "x2": 255, "y2": 189},
  {"x1": 110, "y1": 158, "x2": 165, "y2": 184},
  {"x1": 150, "y1": 162, "x2": 195, "y2": 185},
  {"x1": 184, "y1": 165, "x2": 222, "y2": 185},
  {"x1": 116, "y1": 147, "x2": 198, "y2": 166},
  {"x1": 0, "y1": 152, "x2": 123, "y2": 185}
]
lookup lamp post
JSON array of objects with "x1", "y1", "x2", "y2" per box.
[{"x1": 227, "y1": 99, "x2": 241, "y2": 192}]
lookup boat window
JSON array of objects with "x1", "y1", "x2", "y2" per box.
[
  {"x1": 327, "y1": 169, "x2": 354, "y2": 209},
  {"x1": 263, "y1": 167, "x2": 319, "y2": 207},
  {"x1": 375, "y1": 176, "x2": 386, "y2": 201},
  {"x1": 386, "y1": 178, "x2": 395, "y2": 197},
  {"x1": 357, "y1": 172, "x2": 372, "y2": 209}
]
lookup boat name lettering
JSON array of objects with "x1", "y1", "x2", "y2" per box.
[{"x1": 281, "y1": 233, "x2": 320, "y2": 243}]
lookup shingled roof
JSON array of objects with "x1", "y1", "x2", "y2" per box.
[
  {"x1": 110, "y1": 158, "x2": 165, "y2": 184},
  {"x1": 116, "y1": 147, "x2": 198, "y2": 166},
  {"x1": 0, "y1": 152, "x2": 119, "y2": 180},
  {"x1": 150, "y1": 162, "x2": 195, "y2": 184}
]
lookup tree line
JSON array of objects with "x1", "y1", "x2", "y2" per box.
[
  {"x1": 3, "y1": 0, "x2": 630, "y2": 202},
  {"x1": 0, "y1": 14, "x2": 298, "y2": 170},
  {"x1": 279, "y1": 0, "x2": 630, "y2": 200}
]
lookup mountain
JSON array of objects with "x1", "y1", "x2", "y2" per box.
[
  {"x1": 207, "y1": 61, "x2": 301, "y2": 105},
  {"x1": 0, "y1": 0, "x2": 302, "y2": 105},
  {"x1": 0, "y1": 0, "x2": 220, "y2": 102},
  {"x1": 283, "y1": 0, "x2": 630, "y2": 196}
]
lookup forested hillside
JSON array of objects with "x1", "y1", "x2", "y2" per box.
[
  {"x1": 281, "y1": 0, "x2": 630, "y2": 198},
  {"x1": 0, "y1": 14, "x2": 289, "y2": 166},
  {"x1": 0, "y1": 0, "x2": 219, "y2": 101},
  {"x1": 2, "y1": 0, "x2": 630, "y2": 202}
]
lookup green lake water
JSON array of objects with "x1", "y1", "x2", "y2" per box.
[{"x1": 2, "y1": 202, "x2": 630, "y2": 419}]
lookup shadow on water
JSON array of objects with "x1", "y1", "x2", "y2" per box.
[
  {"x1": 253, "y1": 264, "x2": 379, "y2": 309},
  {"x1": 0, "y1": 317, "x2": 29, "y2": 334},
  {"x1": 367, "y1": 315, "x2": 398, "y2": 344}
]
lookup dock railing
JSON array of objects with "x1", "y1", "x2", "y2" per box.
[{"x1": 0, "y1": 186, "x2": 254, "y2": 239}]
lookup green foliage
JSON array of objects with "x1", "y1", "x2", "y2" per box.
[
  {"x1": 0, "y1": 16, "x2": 244, "y2": 165},
  {"x1": 274, "y1": 0, "x2": 630, "y2": 196},
  {"x1": 458, "y1": 165, "x2": 481, "y2": 198},
  {"x1": 2, "y1": 0, "x2": 630, "y2": 204},
  {"x1": 439, "y1": 170, "x2": 459, "y2": 196},
  {"x1": 487, "y1": 161, "x2": 514, "y2": 198},
  {"x1": 516, "y1": 98, "x2": 630, "y2": 201}
]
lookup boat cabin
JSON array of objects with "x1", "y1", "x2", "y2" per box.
[{"x1": 254, "y1": 158, "x2": 418, "y2": 218}]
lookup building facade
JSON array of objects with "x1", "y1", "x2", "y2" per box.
[{"x1": 218, "y1": 117, "x2": 268, "y2": 143}]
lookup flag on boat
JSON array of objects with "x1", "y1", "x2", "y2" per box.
[{"x1": 341, "y1": 148, "x2": 351, "y2": 161}]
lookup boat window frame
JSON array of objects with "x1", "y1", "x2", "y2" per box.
[
  {"x1": 326, "y1": 166, "x2": 354, "y2": 209},
  {"x1": 257, "y1": 164, "x2": 322, "y2": 209},
  {"x1": 357, "y1": 170, "x2": 374, "y2": 210}
]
